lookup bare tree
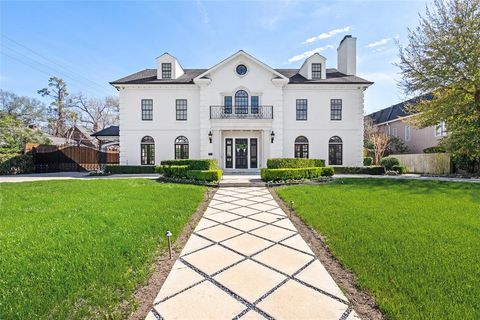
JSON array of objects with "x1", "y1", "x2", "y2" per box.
[
  {"x1": 371, "y1": 132, "x2": 390, "y2": 165},
  {"x1": 70, "y1": 94, "x2": 119, "y2": 132}
]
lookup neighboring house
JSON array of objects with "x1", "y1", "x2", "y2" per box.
[
  {"x1": 91, "y1": 125, "x2": 120, "y2": 151},
  {"x1": 64, "y1": 125, "x2": 97, "y2": 148},
  {"x1": 366, "y1": 95, "x2": 447, "y2": 154},
  {"x1": 111, "y1": 35, "x2": 372, "y2": 171}
]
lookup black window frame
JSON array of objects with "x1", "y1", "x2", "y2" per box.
[
  {"x1": 174, "y1": 136, "x2": 189, "y2": 160},
  {"x1": 224, "y1": 96, "x2": 232, "y2": 114},
  {"x1": 312, "y1": 63, "x2": 322, "y2": 80},
  {"x1": 330, "y1": 99, "x2": 342, "y2": 121},
  {"x1": 141, "y1": 99, "x2": 153, "y2": 121},
  {"x1": 250, "y1": 138, "x2": 258, "y2": 168},
  {"x1": 140, "y1": 136, "x2": 155, "y2": 165},
  {"x1": 235, "y1": 90, "x2": 249, "y2": 114},
  {"x1": 175, "y1": 99, "x2": 187, "y2": 121},
  {"x1": 328, "y1": 136, "x2": 343, "y2": 165},
  {"x1": 251, "y1": 96, "x2": 259, "y2": 114},
  {"x1": 161, "y1": 63, "x2": 172, "y2": 79},
  {"x1": 296, "y1": 99, "x2": 308, "y2": 121},
  {"x1": 294, "y1": 136, "x2": 309, "y2": 159}
]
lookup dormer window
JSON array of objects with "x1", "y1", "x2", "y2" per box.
[
  {"x1": 162, "y1": 63, "x2": 172, "y2": 79},
  {"x1": 312, "y1": 63, "x2": 322, "y2": 80}
]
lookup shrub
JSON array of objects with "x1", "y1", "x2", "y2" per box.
[
  {"x1": 266, "y1": 158, "x2": 325, "y2": 169},
  {"x1": 105, "y1": 165, "x2": 156, "y2": 174},
  {"x1": 333, "y1": 166, "x2": 386, "y2": 175},
  {"x1": 423, "y1": 146, "x2": 446, "y2": 153},
  {"x1": 186, "y1": 169, "x2": 223, "y2": 182},
  {"x1": 320, "y1": 166, "x2": 335, "y2": 177},
  {"x1": 380, "y1": 156, "x2": 400, "y2": 170},
  {"x1": 260, "y1": 167, "x2": 323, "y2": 181},
  {"x1": 156, "y1": 165, "x2": 189, "y2": 178},
  {"x1": 160, "y1": 159, "x2": 218, "y2": 170},
  {"x1": 392, "y1": 165, "x2": 408, "y2": 174},
  {"x1": 363, "y1": 157, "x2": 373, "y2": 166},
  {"x1": 0, "y1": 153, "x2": 34, "y2": 175}
]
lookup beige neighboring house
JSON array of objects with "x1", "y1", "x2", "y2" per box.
[{"x1": 366, "y1": 95, "x2": 447, "y2": 153}]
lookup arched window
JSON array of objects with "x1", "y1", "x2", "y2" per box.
[
  {"x1": 294, "y1": 136, "x2": 309, "y2": 159},
  {"x1": 175, "y1": 136, "x2": 189, "y2": 159},
  {"x1": 141, "y1": 136, "x2": 155, "y2": 165},
  {"x1": 329, "y1": 136, "x2": 343, "y2": 165},
  {"x1": 235, "y1": 90, "x2": 248, "y2": 114}
]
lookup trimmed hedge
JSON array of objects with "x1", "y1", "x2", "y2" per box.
[
  {"x1": 260, "y1": 166, "x2": 334, "y2": 181},
  {"x1": 105, "y1": 165, "x2": 157, "y2": 174},
  {"x1": 186, "y1": 169, "x2": 223, "y2": 182},
  {"x1": 160, "y1": 159, "x2": 218, "y2": 170},
  {"x1": 380, "y1": 156, "x2": 400, "y2": 170},
  {"x1": 266, "y1": 158, "x2": 325, "y2": 169},
  {"x1": 333, "y1": 166, "x2": 386, "y2": 175},
  {"x1": 363, "y1": 157, "x2": 373, "y2": 166},
  {"x1": 0, "y1": 153, "x2": 34, "y2": 175},
  {"x1": 423, "y1": 146, "x2": 446, "y2": 153},
  {"x1": 156, "y1": 165, "x2": 189, "y2": 178},
  {"x1": 392, "y1": 165, "x2": 408, "y2": 174}
]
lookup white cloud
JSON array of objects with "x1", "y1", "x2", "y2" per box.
[
  {"x1": 288, "y1": 45, "x2": 334, "y2": 64},
  {"x1": 196, "y1": 0, "x2": 209, "y2": 24},
  {"x1": 366, "y1": 35, "x2": 399, "y2": 48},
  {"x1": 303, "y1": 26, "x2": 352, "y2": 44}
]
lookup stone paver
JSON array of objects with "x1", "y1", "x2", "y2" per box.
[{"x1": 147, "y1": 187, "x2": 357, "y2": 319}]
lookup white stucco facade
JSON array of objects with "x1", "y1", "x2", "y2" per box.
[{"x1": 112, "y1": 36, "x2": 372, "y2": 171}]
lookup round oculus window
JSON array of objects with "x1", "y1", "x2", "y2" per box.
[{"x1": 236, "y1": 64, "x2": 247, "y2": 75}]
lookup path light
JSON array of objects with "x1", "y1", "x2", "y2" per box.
[
  {"x1": 166, "y1": 231, "x2": 173, "y2": 259},
  {"x1": 208, "y1": 131, "x2": 213, "y2": 143},
  {"x1": 270, "y1": 131, "x2": 275, "y2": 143}
]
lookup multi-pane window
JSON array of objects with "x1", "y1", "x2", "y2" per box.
[
  {"x1": 161, "y1": 63, "x2": 172, "y2": 79},
  {"x1": 224, "y1": 96, "x2": 232, "y2": 114},
  {"x1": 176, "y1": 99, "x2": 187, "y2": 121},
  {"x1": 312, "y1": 63, "x2": 322, "y2": 80},
  {"x1": 251, "y1": 96, "x2": 259, "y2": 114},
  {"x1": 141, "y1": 99, "x2": 153, "y2": 121},
  {"x1": 141, "y1": 136, "x2": 155, "y2": 165},
  {"x1": 175, "y1": 136, "x2": 189, "y2": 159},
  {"x1": 405, "y1": 125, "x2": 411, "y2": 141},
  {"x1": 329, "y1": 136, "x2": 343, "y2": 165},
  {"x1": 294, "y1": 136, "x2": 309, "y2": 158},
  {"x1": 330, "y1": 99, "x2": 342, "y2": 120},
  {"x1": 235, "y1": 90, "x2": 248, "y2": 114},
  {"x1": 435, "y1": 121, "x2": 447, "y2": 137},
  {"x1": 296, "y1": 99, "x2": 307, "y2": 120}
]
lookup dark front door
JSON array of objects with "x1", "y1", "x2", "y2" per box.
[{"x1": 235, "y1": 138, "x2": 248, "y2": 169}]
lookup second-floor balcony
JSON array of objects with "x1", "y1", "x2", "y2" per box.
[{"x1": 210, "y1": 105, "x2": 273, "y2": 119}]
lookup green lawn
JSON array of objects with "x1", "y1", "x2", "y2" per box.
[
  {"x1": 276, "y1": 179, "x2": 480, "y2": 320},
  {"x1": 0, "y1": 179, "x2": 206, "y2": 319}
]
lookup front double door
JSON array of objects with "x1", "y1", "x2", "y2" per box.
[{"x1": 225, "y1": 138, "x2": 258, "y2": 169}]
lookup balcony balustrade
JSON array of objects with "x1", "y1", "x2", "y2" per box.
[{"x1": 209, "y1": 105, "x2": 273, "y2": 119}]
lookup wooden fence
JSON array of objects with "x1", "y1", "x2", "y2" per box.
[
  {"x1": 391, "y1": 153, "x2": 452, "y2": 174},
  {"x1": 31, "y1": 145, "x2": 119, "y2": 172}
]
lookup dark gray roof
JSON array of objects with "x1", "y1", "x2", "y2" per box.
[
  {"x1": 367, "y1": 94, "x2": 433, "y2": 124},
  {"x1": 111, "y1": 68, "x2": 372, "y2": 85},
  {"x1": 91, "y1": 125, "x2": 119, "y2": 137}
]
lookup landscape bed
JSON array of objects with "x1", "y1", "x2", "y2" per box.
[
  {"x1": 276, "y1": 178, "x2": 480, "y2": 320},
  {"x1": 0, "y1": 179, "x2": 206, "y2": 319}
]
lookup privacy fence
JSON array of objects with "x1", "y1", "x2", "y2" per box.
[
  {"x1": 391, "y1": 153, "x2": 452, "y2": 174},
  {"x1": 30, "y1": 144, "x2": 119, "y2": 172}
]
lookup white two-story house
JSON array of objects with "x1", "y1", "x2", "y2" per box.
[{"x1": 111, "y1": 35, "x2": 372, "y2": 171}]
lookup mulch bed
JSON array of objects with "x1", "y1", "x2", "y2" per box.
[{"x1": 269, "y1": 187, "x2": 385, "y2": 320}]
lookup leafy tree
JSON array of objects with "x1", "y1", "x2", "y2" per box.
[
  {"x1": 0, "y1": 90, "x2": 47, "y2": 127},
  {"x1": 0, "y1": 114, "x2": 50, "y2": 155},
  {"x1": 38, "y1": 77, "x2": 69, "y2": 136},
  {"x1": 397, "y1": 0, "x2": 480, "y2": 167}
]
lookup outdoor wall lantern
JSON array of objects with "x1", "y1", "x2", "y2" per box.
[
  {"x1": 270, "y1": 131, "x2": 275, "y2": 143},
  {"x1": 208, "y1": 131, "x2": 213, "y2": 143}
]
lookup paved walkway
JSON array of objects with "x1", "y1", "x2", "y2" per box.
[{"x1": 146, "y1": 187, "x2": 358, "y2": 320}]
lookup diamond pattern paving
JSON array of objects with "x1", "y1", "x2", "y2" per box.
[{"x1": 147, "y1": 186, "x2": 358, "y2": 319}]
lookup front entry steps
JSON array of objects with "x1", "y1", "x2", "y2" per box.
[{"x1": 220, "y1": 173, "x2": 265, "y2": 187}]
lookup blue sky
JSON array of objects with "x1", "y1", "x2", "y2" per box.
[{"x1": 0, "y1": 0, "x2": 429, "y2": 114}]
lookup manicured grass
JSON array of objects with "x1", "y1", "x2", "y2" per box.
[
  {"x1": 0, "y1": 179, "x2": 206, "y2": 319},
  {"x1": 276, "y1": 179, "x2": 480, "y2": 320}
]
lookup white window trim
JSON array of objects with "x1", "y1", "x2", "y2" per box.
[{"x1": 405, "y1": 125, "x2": 411, "y2": 141}]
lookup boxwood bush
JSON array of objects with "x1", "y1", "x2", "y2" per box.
[
  {"x1": 160, "y1": 159, "x2": 218, "y2": 170},
  {"x1": 105, "y1": 165, "x2": 156, "y2": 174},
  {"x1": 363, "y1": 157, "x2": 373, "y2": 166},
  {"x1": 266, "y1": 158, "x2": 325, "y2": 169},
  {"x1": 260, "y1": 166, "x2": 334, "y2": 181},
  {"x1": 186, "y1": 169, "x2": 223, "y2": 182},
  {"x1": 380, "y1": 156, "x2": 400, "y2": 170},
  {"x1": 156, "y1": 165, "x2": 189, "y2": 178},
  {"x1": 333, "y1": 166, "x2": 386, "y2": 175},
  {"x1": 392, "y1": 165, "x2": 408, "y2": 174}
]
